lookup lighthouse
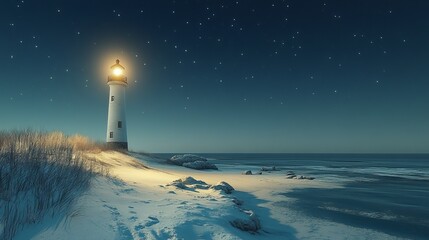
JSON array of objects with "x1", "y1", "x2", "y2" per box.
[{"x1": 106, "y1": 59, "x2": 128, "y2": 149}]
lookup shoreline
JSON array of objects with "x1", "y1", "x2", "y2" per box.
[{"x1": 14, "y1": 151, "x2": 427, "y2": 240}]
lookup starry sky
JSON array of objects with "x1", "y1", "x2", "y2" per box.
[{"x1": 1, "y1": 0, "x2": 428, "y2": 153}]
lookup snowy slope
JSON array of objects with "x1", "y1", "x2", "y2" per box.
[
  {"x1": 13, "y1": 151, "x2": 400, "y2": 240},
  {"x1": 14, "y1": 151, "x2": 299, "y2": 240}
]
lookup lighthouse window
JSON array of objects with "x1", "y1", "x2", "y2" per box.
[
  {"x1": 111, "y1": 96, "x2": 115, "y2": 102},
  {"x1": 109, "y1": 132, "x2": 113, "y2": 138},
  {"x1": 118, "y1": 121, "x2": 122, "y2": 128}
]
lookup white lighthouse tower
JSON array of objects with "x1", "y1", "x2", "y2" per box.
[{"x1": 106, "y1": 59, "x2": 128, "y2": 149}]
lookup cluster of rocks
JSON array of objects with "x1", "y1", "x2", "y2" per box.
[
  {"x1": 167, "y1": 177, "x2": 262, "y2": 233},
  {"x1": 168, "y1": 154, "x2": 218, "y2": 170},
  {"x1": 285, "y1": 171, "x2": 315, "y2": 180},
  {"x1": 166, "y1": 176, "x2": 234, "y2": 194},
  {"x1": 242, "y1": 166, "x2": 280, "y2": 175},
  {"x1": 229, "y1": 197, "x2": 261, "y2": 232},
  {"x1": 167, "y1": 176, "x2": 210, "y2": 190},
  {"x1": 242, "y1": 170, "x2": 262, "y2": 175},
  {"x1": 260, "y1": 166, "x2": 279, "y2": 172},
  {"x1": 210, "y1": 181, "x2": 235, "y2": 194}
]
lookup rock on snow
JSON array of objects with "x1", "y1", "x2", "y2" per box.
[
  {"x1": 182, "y1": 160, "x2": 218, "y2": 170},
  {"x1": 285, "y1": 171, "x2": 315, "y2": 180},
  {"x1": 169, "y1": 154, "x2": 218, "y2": 170},
  {"x1": 260, "y1": 166, "x2": 279, "y2": 171},
  {"x1": 169, "y1": 154, "x2": 208, "y2": 165},
  {"x1": 230, "y1": 210, "x2": 261, "y2": 233},
  {"x1": 168, "y1": 177, "x2": 235, "y2": 194},
  {"x1": 210, "y1": 181, "x2": 235, "y2": 194},
  {"x1": 166, "y1": 176, "x2": 211, "y2": 190}
]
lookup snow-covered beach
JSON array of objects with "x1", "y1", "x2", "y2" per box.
[
  {"x1": 15, "y1": 151, "x2": 310, "y2": 239},
  {"x1": 12, "y1": 151, "x2": 427, "y2": 240}
]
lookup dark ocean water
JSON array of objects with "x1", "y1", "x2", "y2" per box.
[{"x1": 155, "y1": 153, "x2": 429, "y2": 239}]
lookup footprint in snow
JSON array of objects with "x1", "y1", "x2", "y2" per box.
[
  {"x1": 145, "y1": 216, "x2": 160, "y2": 227},
  {"x1": 110, "y1": 178, "x2": 126, "y2": 187},
  {"x1": 132, "y1": 216, "x2": 160, "y2": 239},
  {"x1": 103, "y1": 204, "x2": 133, "y2": 240},
  {"x1": 149, "y1": 228, "x2": 172, "y2": 239},
  {"x1": 134, "y1": 224, "x2": 144, "y2": 231},
  {"x1": 121, "y1": 188, "x2": 136, "y2": 194}
]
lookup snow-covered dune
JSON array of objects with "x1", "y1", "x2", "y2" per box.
[{"x1": 13, "y1": 151, "x2": 314, "y2": 240}]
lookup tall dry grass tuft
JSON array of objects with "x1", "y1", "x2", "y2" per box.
[
  {"x1": 0, "y1": 130, "x2": 101, "y2": 240},
  {"x1": 68, "y1": 134, "x2": 100, "y2": 152}
]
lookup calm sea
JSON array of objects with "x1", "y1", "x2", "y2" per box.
[{"x1": 155, "y1": 153, "x2": 429, "y2": 239}]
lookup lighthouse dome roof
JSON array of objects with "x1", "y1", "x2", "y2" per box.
[{"x1": 110, "y1": 59, "x2": 125, "y2": 69}]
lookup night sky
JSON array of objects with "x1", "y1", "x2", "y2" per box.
[{"x1": 1, "y1": 0, "x2": 428, "y2": 153}]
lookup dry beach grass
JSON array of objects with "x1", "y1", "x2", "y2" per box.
[{"x1": 0, "y1": 130, "x2": 104, "y2": 240}]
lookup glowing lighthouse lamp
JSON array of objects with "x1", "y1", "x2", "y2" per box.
[{"x1": 106, "y1": 59, "x2": 128, "y2": 149}]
